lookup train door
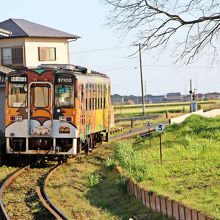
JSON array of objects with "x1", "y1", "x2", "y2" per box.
[{"x1": 28, "y1": 82, "x2": 53, "y2": 136}]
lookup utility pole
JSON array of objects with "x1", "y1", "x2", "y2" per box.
[
  {"x1": 190, "y1": 78, "x2": 193, "y2": 112},
  {"x1": 135, "y1": 43, "x2": 145, "y2": 116},
  {"x1": 144, "y1": 81, "x2": 147, "y2": 98}
]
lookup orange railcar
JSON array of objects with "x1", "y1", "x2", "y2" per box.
[{"x1": 5, "y1": 66, "x2": 110, "y2": 157}]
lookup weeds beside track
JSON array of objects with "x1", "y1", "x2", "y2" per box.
[
  {"x1": 0, "y1": 166, "x2": 30, "y2": 220},
  {"x1": 45, "y1": 129, "x2": 170, "y2": 220},
  {"x1": 0, "y1": 128, "x2": 164, "y2": 220},
  {"x1": 0, "y1": 164, "x2": 56, "y2": 220}
]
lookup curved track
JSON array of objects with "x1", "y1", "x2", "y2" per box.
[
  {"x1": 0, "y1": 128, "x2": 151, "y2": 220},
  {"x1": 37, "y1": 165, "x2": 69, "y2": 220},
  {"x1": 0, "y1": 166, "x2": 30, "y2": 220}
]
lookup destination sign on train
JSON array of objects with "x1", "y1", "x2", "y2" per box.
[
  {"x1": 10, "y1": 76, "x2": 27, "y2": 82},
  {"x1": 56, "y1": 77, "x2": 73, "y2": 84}
]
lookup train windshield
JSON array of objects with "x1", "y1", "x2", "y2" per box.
[
  {"x1": 55, "y1": 84, "x2": 74, "y2": 107},
  {"x1": 34, "y1": 86, "x2": 49, "y2": 107},
  {"x1": 8, "y1": 82, "x2": 27, "y2": 107}
]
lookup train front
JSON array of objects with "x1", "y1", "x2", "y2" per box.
[{"x1": 5, "y1": 69, "x2": 78, "y2": 156}]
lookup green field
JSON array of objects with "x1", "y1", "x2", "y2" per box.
[
  {"x1": 114, "y1": 100, "x2": 220, "y2": 118},
  {"x1": 113, "y1": 115, "x2": 220, "y2": 219}
]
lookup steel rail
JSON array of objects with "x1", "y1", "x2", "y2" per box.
[
  {"x1": 37, "y1": 165, "x2": 69, "y2": 220},
  {"x1": 38, "y1": 128, "x2": 153, "y2": 220},
  {"x1": 0, "y1": 127, "x2": 153, "y2": 220},
  {"x1": 0, "y1": 166, "x2": 29, "y2": 220},
  {"x1": 110, "y1": 127, "x2": 155, "y2": 141}
]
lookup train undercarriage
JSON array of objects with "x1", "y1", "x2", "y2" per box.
[{"x1": 2, "y1": 131, "x2": 108, "y2": 165}]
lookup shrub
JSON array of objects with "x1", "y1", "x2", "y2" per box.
[
  {"x1": 104, "y1": 157, "x2": 115, "y2": 171},
  {"x1": 87, "y1": 173, "x2": 100, "y2": 187}
]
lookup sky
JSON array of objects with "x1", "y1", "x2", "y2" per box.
[{"x1": 1, "y1": 0, "x2": 220, "y2": 96}]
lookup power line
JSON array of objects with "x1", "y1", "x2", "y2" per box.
[
  {"x1": 98, "y1": 63, "x2": 220, "y2": 71},
  {"x1": 70, "y1": 46, "x2": 128, "y2": 54}
]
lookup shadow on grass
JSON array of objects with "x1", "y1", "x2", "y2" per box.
[{"x1": 85, "y1": 167, "x2": 172, "y2": 220}]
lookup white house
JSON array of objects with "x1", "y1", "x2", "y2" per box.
[{"x1": 0, "y1": 18, "x2": 80, "y2": 69}]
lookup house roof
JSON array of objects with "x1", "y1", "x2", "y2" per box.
[{"x1": 0, "y1": 18, "x2": 80, "y2": 39}]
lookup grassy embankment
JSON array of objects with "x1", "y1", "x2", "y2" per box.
[
  {"x1": 46, "y1": 144, "x2": 172, "y2": 220},
  {"x1": 113, "y1": 115, "x2": 220, "y2": 219},
  {"x1": 114, "y1": 100, "x2": 220, "y2": 118}
]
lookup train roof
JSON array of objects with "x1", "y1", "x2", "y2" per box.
[{"x1": 7, "y1": 64, "x2": 109, "y2": 80}]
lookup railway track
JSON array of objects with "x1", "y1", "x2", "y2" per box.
[
  {"x1": 0, "y1": 166, "x2": 30, "y2": 220},
  {"x1": 37, "y1": 165, "x2": 69, "y2": 220},
  {"x1": 0, "y1": 128, "x2": 153, "y2": 220},
  {"x1": 44, "y1": 128, "x2": 169, "y2": 220},
  {"x1": 109, "y1": 126, "x2": 154, "y2": 141},
  {"x1": 0, "y1": 163, "x2": 56, "y2": 220}
]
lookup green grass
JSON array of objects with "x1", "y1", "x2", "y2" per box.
[
  {"x1": 115, "y1": 105, "x2": 189, "y2": 116},
  {"x1": 114, "y1": 100, "x2": 220, "y2": 118},
  {"x1": 114, "y1": 100, "x2": 217, "y2": 109},
  {"x1": 46, "y1": 145, "x2": 171, "y2": 220},
  {"x1": 3, "y1": 165, "x2": 54, "y2": 220},
  {"x1": 113, "y1": 115, "x2": 220, "y2": 219},
  {"x1": 0, "y1": 166, "x2": 17, "y2": 185}
]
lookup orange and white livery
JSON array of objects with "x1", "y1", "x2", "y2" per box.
[{"x1": 5, "y1": 66, "x2": 111, "y2": 157}]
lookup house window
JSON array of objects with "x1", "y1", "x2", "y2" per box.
[
  {"x1": 39, "y1": 47, "x2": 56, "y2": 61},
  {"x1": 2, "y1": 47, "x2": 24, "y2": 66}
]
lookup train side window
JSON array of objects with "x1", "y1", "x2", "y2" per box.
[
  {"x1": 86, "y1": 98, "x2": 88, "y2": 111},
  {"x1": 104, "y1": 97, "x2": 106, "y2": 109},
  {"x1": 90, "y1": 98, "x2": 92, "y2": 110},
  {"x1": 86, "y1": 84, "x2": 88, "y2": 97}
]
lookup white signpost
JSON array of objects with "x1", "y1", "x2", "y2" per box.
[
  {"x1": 155, "y1": 123, "x2": 165, "y2": 165},
  {"x1": 155, "y1": 123, "x2": 165, "y2": 132},
  {"x1": 146, "y1": 122, "x2": 153, "y2": 128},
  {"x1": 146, "y1": 122, "x2": 153, "y2": 147}
]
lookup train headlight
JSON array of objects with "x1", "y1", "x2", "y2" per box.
[
  {"x1": 59, "y1": 116, "x2": 66, "y2": 121},
  {"x1": 59, "y1": 116, "x2": 72, "y2": 122},
  {"x1": 10, "y1": 115, "x2": 23, "y2": 122}
]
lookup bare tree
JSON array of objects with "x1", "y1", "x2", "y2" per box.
[{"x1": 103, "y1": 0, "x2": 220, "y2": 63}]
